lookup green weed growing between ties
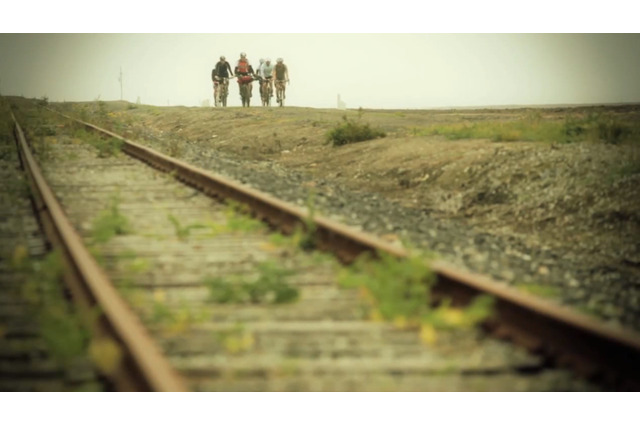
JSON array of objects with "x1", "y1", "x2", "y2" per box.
[
  {"x1": 206, "y1": 260, "x2": 299, "y2": 304},
  {"x1": 338, "y1": 251, "x2": 494, "y2": 340},
  {"x1": 222, "y1": 201, "x2": 268, "y2": 233},
  {"x1": 91, "y1": 135, "x2": 123, "y2": 157},
  {"x1": 168, "y1": 214, "x2": 207, "y2": 240},
  {"x1": 90, "y1": 194, "x2": 132, "y2": 243},
  {"x1": 72, "y1": 124, "x2": 122, "y2": 157},
  {"x1": 15, "y1": 250, "x2": 95, "y2": 368},
  {"x1": 326, "y1": 114, "x2": 386, "y2": 147},
  {"x1": 268, "y1": 190, "x2": 321, "y2": 252},
  {"x1": 212, "y1": 323, "x2": 255, "y2": 354},
  {"x1": 299, "y1": 190, "x2": 318, "y2": 250},
  {"x1": 138, "y1": 295, "x2": 202, "y2": 335}
]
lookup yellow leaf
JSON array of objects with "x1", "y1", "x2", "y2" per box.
[
  {"x1": 153, "y1": 290, "x2": 166, "y2": 303},
  {"x1": 165, "y1": 310, "x2": 191, "y2": 335},
  {"x1": 224, "y1": 332, "x2": 254, "y2": 354},
  {"x1": 420, "y1": 323, "x2": 438, "y2": 346},
  {"x1": 224, "y1": 336, "x2": 241, "y2": 354},
  {"x1": 359, "y1": 286, "x2": 376, "y2": 305},
  {"x1": 369, "y1": 309, "x2": 383, "y2": 323},
  {"x1": 89, "y1": 338, "x2": 123, "y2": 376},
  {"x1": 11, "y1": 245, "x2": 28, "y2": 269},
  {"x1": 439, "y1": 308, "x2": 465, "y2": 327},
  {"x1": 129, "y1": 291, "x2": 146, "y2": 309},
  {"x1": 259, "y1": 242, "x2": 278, "y2": 252},
  {"x1": 240, "y1": 332, "x2": 255, "y2": 350},
  {"x1": 393, "y1": 316, "x2": 408, "y2": 330},
  {"x1": 22, "y1": 281, "x2": 40, "y2": 305}
]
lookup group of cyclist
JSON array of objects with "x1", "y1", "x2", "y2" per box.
[{"x1": 212, "y1": 52, "x2": 290, "y2": 107}]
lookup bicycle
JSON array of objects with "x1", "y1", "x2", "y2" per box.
[
  {"x1": 275, "y1": 79, "x2": 287, "y2": 107},
  {"x1": 236, "y1": 75, "x2": 253, "y2": 107},
  {"x1": 216, "y1": 77, "x2": 229, "y2": 107},
  {"x1": 260, "y1": 77, "x2": 273, "y2": 107}
]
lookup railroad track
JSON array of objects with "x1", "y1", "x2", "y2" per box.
[{"x1": 5, "y1": 100, "x2": 640, "y2": 391}]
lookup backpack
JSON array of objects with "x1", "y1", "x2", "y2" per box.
[{"x1": 237, "y1": 59, "x2": 249, "y2": 74}]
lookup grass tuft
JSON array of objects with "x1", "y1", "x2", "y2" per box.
[
  {"x1": 90, "y1": 195, "x2": 131, "y2": 243},
  {"x1": 206, "y1": 261, "x2": 299, "y2": 305},
  {"x1": 327, "y1": 115, "x2": 386, "y2": 146},
  {"x1": 338, "y1": 252, "x2": 495, "y2": 340}
]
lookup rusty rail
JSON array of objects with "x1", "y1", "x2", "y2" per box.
[
  {"x1": 55, "y1": 109, "x2": 640, "y2": 389},
  {"x1": 11, "y1": 110, "x2": 187, "y2": 392}
]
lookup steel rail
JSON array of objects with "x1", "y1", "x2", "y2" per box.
[
  {"x1": 11, "y1": 111, "x2": 187, "y2": 392},
  {"x1": 58, "y1": 109, "x2": 640, "y2": 389}
]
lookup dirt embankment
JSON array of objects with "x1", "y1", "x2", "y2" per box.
[
  {"x1": 9, "y1": 97, "x2": 640, "y2": 327},
  {"x1": 63, "y1": 101, "x2": 640, "y2": 269}
]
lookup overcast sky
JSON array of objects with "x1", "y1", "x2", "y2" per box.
[{"x1": 2, "y1": 9, "x2": 639, "y2": 109}]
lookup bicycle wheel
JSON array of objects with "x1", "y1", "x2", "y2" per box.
[{"x1": 221, "y1": 82, "x2": 228, "y2": 107}]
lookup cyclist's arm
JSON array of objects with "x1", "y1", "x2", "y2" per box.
[{"x1": 226, "y1": 62, "x2": 234, "y2": 77}]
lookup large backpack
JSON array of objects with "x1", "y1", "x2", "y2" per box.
[{"x1": 237, "y1": 59, "x2": 249, "y2": 74}]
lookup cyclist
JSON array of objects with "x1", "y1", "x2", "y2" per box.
[
  {"x1": 274, "y1": 58, "x2": 290, "y2": 103},
  {"x1": 261, "y1": 58, "x2": 275, "y2": 98},
  {"x1": 235, "y1": 52, "x2": 255, "y2": 98},
  {"x1": 213, "y1": 55, "x2": 233, "y2": 106}
]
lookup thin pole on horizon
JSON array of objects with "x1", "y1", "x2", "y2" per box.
[{"x1": 118, "y1": 67, "x2": 123, "y2": 101}]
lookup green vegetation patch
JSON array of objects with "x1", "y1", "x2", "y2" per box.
[
  {"x1": 327, "y1": 115, "x2": 386, "y2": 146},
  {"x1": 90, "y1": 194, "x2": 132, "y2": 243},
  {"x1": 514, "y1": 282, "x2": 562, "y2": 299},
  {"x1": 168, "y1": 214, "x2": 207, "y2": 240},
  {"x1": 72, "y1": 126, "x2": 122, "y2": 157},
  {"x1": 206, "y1": 260, "x2": 299, "y2": 305},
  {"x1": 338, "y1": 252, "x2": 494, "y2": 337},
  {"x1": 417, "y1": 119, "x2": 564, "y2": 143},
  {"x1": 14, "y1": 250, "x2": 100, "y2": 371},
  {"x1": 416, "y1": 112, "x2": 640, "y2": 145},
  {"x1": 223, "y1": 201, "x2": 268, "y2": 233}
]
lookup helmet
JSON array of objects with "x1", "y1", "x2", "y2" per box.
[
  {"x1": 220, "y1": 56, "x2": 225, "y2": 60},
  {"x1": 240, "y1": 52, "x2": 246, "y2": 58},
  {"x1": 277, "y1": 58, "x2": 283, "y2": 63},
  {"x1": 265, "y1": 58, "x2": 271, "y2": 62},
  {"x1": 259, "y1": 58, "x2": 265, "y2": 63}
]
